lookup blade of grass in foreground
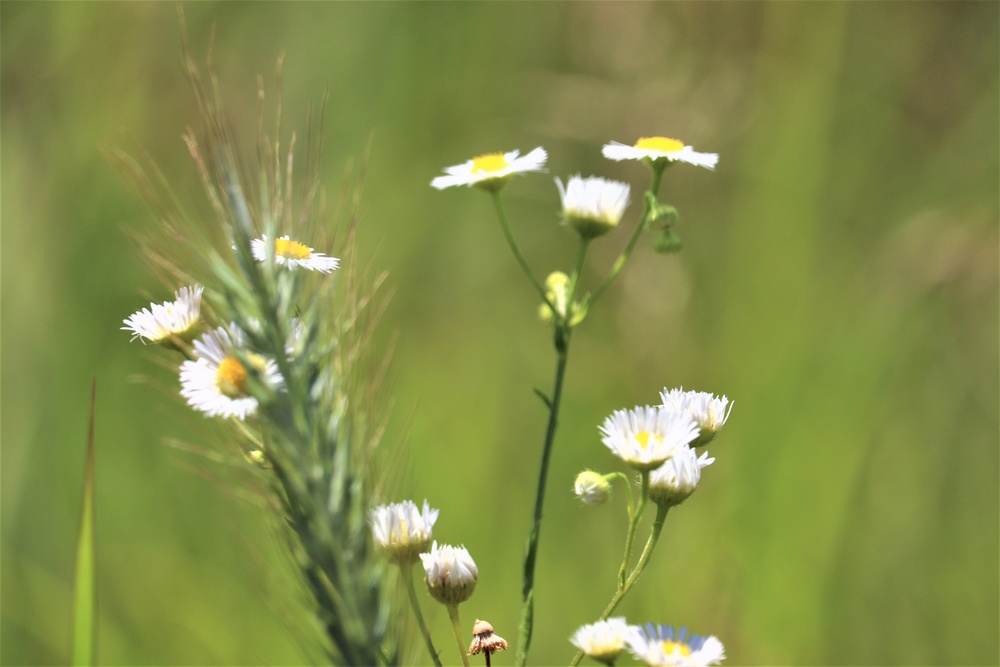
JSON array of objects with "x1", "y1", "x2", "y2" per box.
[{"x1": 71, "y1": 376, "x2": 97, "y2": 666}]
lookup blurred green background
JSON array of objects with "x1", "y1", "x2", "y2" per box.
[{"x1": 2, "y1": 3, "x2": 997, "y2": 665}]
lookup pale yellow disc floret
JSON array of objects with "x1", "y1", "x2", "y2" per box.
[
  {"x1": 216, "y1": 357, "x2": 249, "y2": 397},
  {"x1": 636, "y1": 136, "x2": 685, "y2": 153},
  {"x1": 662, "y1": 640, "x2": 692, "y2": 657},
  {"x1": 274, "y1": 237, "x2": 313, "y2": 260}
]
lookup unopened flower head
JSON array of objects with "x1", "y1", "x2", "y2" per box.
[
  {"x1": 649, "y1": 444, "x2": 715, "y2": 508},
  {"x1": 469, "y1": 619, "x2": 509, "y2": 657},
  {"x1": 626, "y1": 623, "x2": 725, "y2": 667},
  {"x1": 570, "y1": 617, "x2": 633, "y2": 665},
  {"x1": 574, "y1": 470, "x2": 612, "y2": 506},
  {"x1": 122, "y1": 285, "x2": 203, "y2": 344},
  {"x1": 179, "y1": 325, "x2": 282, "y2": 420},
  {"x1": 599, "y1": 406, "x2": 700, "y2": 472},
  {"x1": 251, "y1": 235, "x2": 340, "y2": 273},
  {"x1": 660, "y1": 388, "x2": 732, "y2": 446},
  {"x1": 420, "y1": 541, "x2": 478, "y2": 605},
  {"x1": 540, "y1": 271, "x2": 570, "y2": 323},
  {"x1": 431, "y1": 147, "x2": 547, "y2": 192},
  {"x1": 369, "y1": 499, "x2": 439, "y2": 565},
  {"x1": 557, "y1": 175, "x2": 630, "y2": 239},
  {"x1": 602, "y1": 137, "x2": 719, "y2": 171}
]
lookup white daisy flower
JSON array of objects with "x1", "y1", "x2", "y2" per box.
[
  {"x1": 556, "y1": 175, "x2": 631, "y2": 239},
  {"x1": 602, "y1": 137, "x2": 718, "y2": 170},
  {"x1": 599, "y1": 406, "x2": 700, "y2": 472},
  {"x1": 626, "y1": 623, "x2": 725, "y2": 667},
  {"x1": 570, "y1": 617, "x2": 634, "y2": 665},
  {"x1": 179, "y1": 326, "x2": 282, "y2": 420},
  {"x1": 420, "y1": 541, "x2": 478, "y2": 606},
  {"x1": 251, "y1": 235, "x2": 340, "y2": 273},
  {"x1": 660, "y1": 388, "x2": 732, "y2": 446},
  {"x1": 122, "y1": 285, "x2": 203, "y2": 343},
  {"x1": 369, "y1": 499, "x2": 439, "y2": 565},
  {"x1": 431, "y1": 147, "x2": 547, "y2": 191},
  {"x1": 649, "y1": 444, "x2": 715, "y2": 508}
]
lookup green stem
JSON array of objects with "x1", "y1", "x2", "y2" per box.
[
  {"x1": 569, "y1": 503, "x2": 670, "y2": 667},
  {"x1": 589, "y1": 164, "x2": 666, "y2": 307},
  {"x1": 567, "y1": 238, "x2": 590, "y2": 305},
  {"x1": 490, "y1": 191, "x2": 554, "y2": 309},
  {"x1": 515, "y1": 332, "x2": 571, "y2": 666},
  {"x1": 446, "y1": 604, "x2": 471, "y2": 667},
  {"x1": 404, "y1": 564, "x2": 442, "y2": 667},
  {"x1": 616, "y1": 472, "x2": 650, "y2": 588}
]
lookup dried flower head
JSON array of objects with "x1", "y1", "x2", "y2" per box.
[{"x1": 469, "y1": 619, "x2": 509, "y2": 657}]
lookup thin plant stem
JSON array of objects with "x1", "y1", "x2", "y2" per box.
[
  {"x1": 403, "y1": 563, "x2": 442, "y2": 667},
  {"x1": 446, "y1": 604, "x2": 471, "y2": 667},
  {"x1": 515, "y1": 333, "x2": 570, "y2": 666},
  {"x1": 617, "y1": 472, "x2": 650, "y2": 588},
  {"x1": 569, "y1": 503, "x2": 671, "y2": 667},
  {"x1": 490, "y1": 191, "x2": 554, "y2": 310},
  {"x1": 589, "y1": 164, "x2": 666, "y2": 307},
  {"x1": 567, "y1": 238, "x2": 590, "y2": 306}
]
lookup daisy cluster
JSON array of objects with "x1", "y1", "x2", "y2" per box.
[
  {"x1": 123, "y1": 233, "x2": 340, "y2": 420},
  {"x1": 571, "y1": 618, "x2": 725, "y2": 667}
]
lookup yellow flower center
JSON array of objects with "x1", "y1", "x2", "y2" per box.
[
  {"x1": 471, "y1": 153, "x2": 510, "y2": 174},
  {"x1": 635, "y1": 136, "x2": 685, "y2": 153},
  {"x1": 661, "y1": 640, "x2": 692, "y2": 657},
  {"x1": 635, "y1": 431, "x2": 663, "y2": 449},
  {"x1": 275, "y1": 238, "x2": 312, "y2": 260},
  {"x1": 216, "y1": 357, "x2": 248, "y2": 397}
]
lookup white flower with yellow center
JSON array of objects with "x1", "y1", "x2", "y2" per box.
[
  {"x1": 626, "y1": 623, "x2": 725, "y2": 667},
  {"x1": 369, "y1": 499, "x2": 439, "y2": 566},
  {"x1": 420, "y1": 541, "x2": 478, "y2": 606},
  {"x1": 648, "y1": 444, "x2": 715, "y2": 508},
  {"x1": 602, "y1": 137, "x2": 718, "y2": 170},
  {"x1": 570, "y1": 617, "x2": 634, "y2": 665},
  {"x1": 179, "y1": 326, "x2": 282, "y2": 420},
  {"x1": 431, "y1": 147, "x2": 547, "y2": 192},
  {"x1": 122, "y1": 285, "x2": 203, "y2": 343},
  {"x1": 660, "y1": 387, "x2": 732, "y2": 446},
  {"x1": 251, "y1": 235, "x2": 340, "y2": 273},
  {"x1": 556, "y1": 175, "x2": 631, "y2": 239},
  {"x1": 599, "y1": 406, "x2": 700, "y2": 472}
]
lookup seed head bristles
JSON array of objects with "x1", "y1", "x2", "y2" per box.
[{"x1": 119, "y1": 23, "x2": 401, "y2": 665}]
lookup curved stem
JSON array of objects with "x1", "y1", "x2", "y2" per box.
[
  {"x1": 446, "y1": 604, "x2": 471, "y2": 667},
  {"x1": 490, "y1": 191, "x2": 554, "y2": 309},
  {"x1": 515, "y1": 335, "x2": 571, "y2": 666},
  {"x1": 569, "y1": 503, "x2": 671, "y2": 667},
  {"x1": 403, "y1": 563, "x2": 442, "y2": 667},
  {"x1": 589, "y1": 164, "x2": 666, "y2": 307},
  {"x1": 617, "y1": 472, "x2": 650, "y2": 588},
  {"x1": 603, "y1": 502, "x2": 670, "y2": 619}
]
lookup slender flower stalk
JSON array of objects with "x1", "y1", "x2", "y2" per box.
[
  {"x1": 403, "y1": 563, "x2": 442, "y2": 667},
  {"x1": 447, "y1": 605, "x2": 472, "y2": 667}
]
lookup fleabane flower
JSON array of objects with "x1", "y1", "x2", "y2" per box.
[
  {"x1": 570, "y1": 617, "x2": 634, "y2": 665},
  {"x1": 420, "y1": 541, "x2": 478, "y2": 605},
  {"x1": 179, "y1": 326, "x2": 282, "y2": 420},
  {"x1": 660, "y1": 388, "x2": 732, "y2": 446},
  {"x1": 557, "y1": 175, "x2": 631, "y2": 239},
  {"x1": 431, "y1": 147, "x2": 547, "y2": 192},
  {"x1": 122, "y1": 285, "x2": 203, "y2": 344},
  {"x1": 369, "y1": 499, "x2": 439, "y2": 565},
  {"x1": 251, "y1": 235, "x2": 340, "y2": 273},
  {"x1": 602, "y1": 137, "x2": 718, "y2": 171},
  {"x1": 649, "y1": 444, "x2": 715, "y2": 508},
  {"x1": 599, "y1": 406, "x2": 700, "y2": 472},
  {"x1": 626, "y1": 623, "x2": 725, "y2": 667}
]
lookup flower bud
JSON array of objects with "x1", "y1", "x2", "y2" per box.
[
  {"x1": 557, "y1": 175, "x2": 630, "y2": 240},
  {"x1": 574, "y1": 470, "x2": 611, "y2": 506},
  {"x1": 421, "y1": 541, "x2": 478, "y2": 605}
]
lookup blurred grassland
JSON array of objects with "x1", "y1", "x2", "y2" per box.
[{"x1": 2, "y1": 2, "x2": 997, "y2": 665}]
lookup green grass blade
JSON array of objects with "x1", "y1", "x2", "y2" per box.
[{"x1": 71, "y1": 376, "x2": 97, "y2": 666}]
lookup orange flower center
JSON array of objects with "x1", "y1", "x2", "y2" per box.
[
  {"x1": 275, "y1": 238, "x2": 312, "y2": 260},
  {"x1": 635, "y1": 136, "x2": 685, "y2": 153},
  {"x1": 216, "y1": 357, "x2": 248, "y2": 397},
  {"x1": 471, "y1": 153, "x2": 509, "y2": 173}
]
